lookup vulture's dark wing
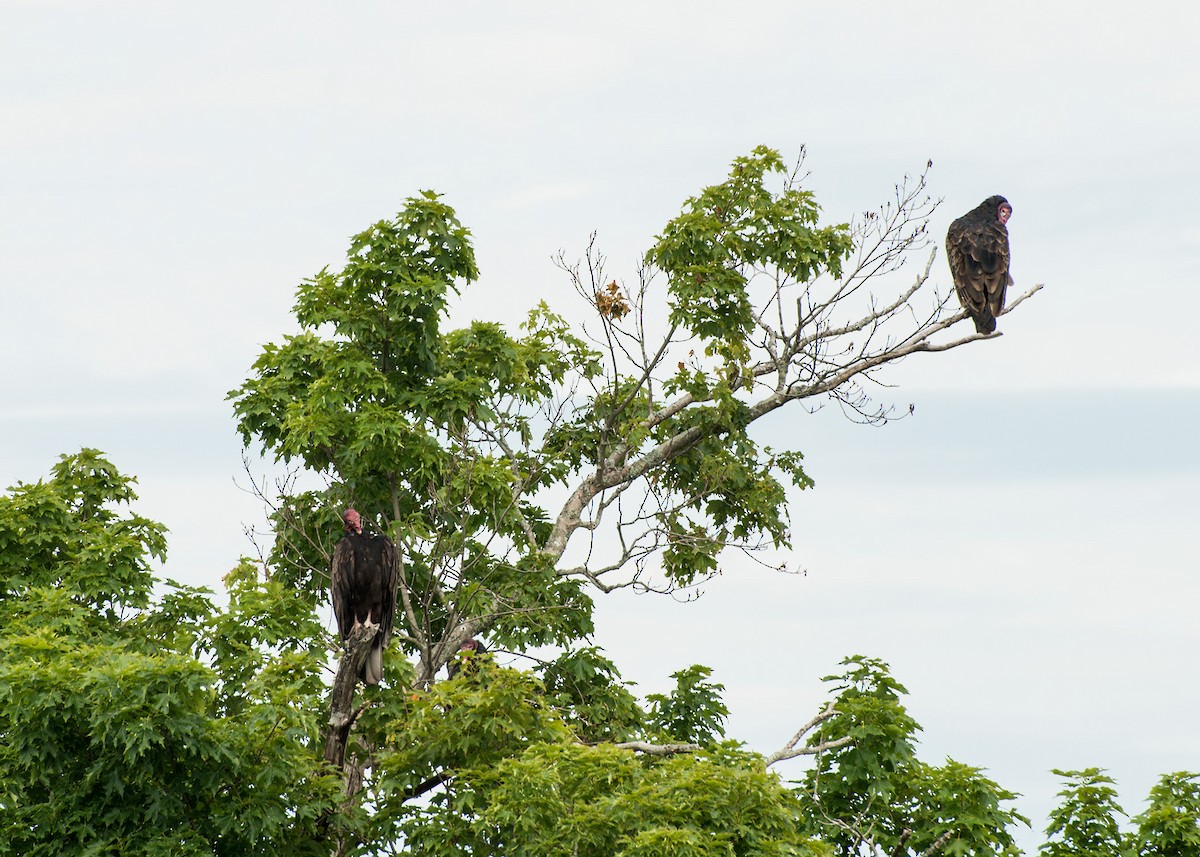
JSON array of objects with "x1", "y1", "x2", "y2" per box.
[
  {"x1": 330, "y1": 530, "x2": 399, "y2": 684},
  {"x1": 946, "y1": 209, "x2": 1011, "y2": 334},
  {"x1": 331, "y1": 536, "x2": 356, "y2": 640},
  {"x1": 378, "y1": 536, "x2": 399, "y2": 647}
]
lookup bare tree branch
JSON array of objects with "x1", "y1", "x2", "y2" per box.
[
  {"x1": 920, "y1": 830, "x2": 955, "y2": 856},
  {"x1": 403, "y1": 770, "x2": 453, "y2": 800},
  {"x1": 322, "y1": 623, "x2": 379, "y2": 771},
  {"x1": 890, "y1": 829, "x2": 913, "y2": 857},
  {"x1": 612, "y1": 740, "x2": 703, "y2": 755},
  {"x1": 764, "y1": 702, "x2": 853, "y2": 766}
]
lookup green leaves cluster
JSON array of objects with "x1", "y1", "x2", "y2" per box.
[
  {"x1": 311, "y1": 645, "x2": 827, "y2": 855},
  {"x1": 648, "y1": 145, "x2": 853, "y2": 367},
  {"x1": 0, "y1": 448, "x2": 166, "y2": 618},
  {"x1": 539, "y1": 647, "x2": 645, "y2": 744},
  {"x1": 797, "y1": 656, "x2": 1027, "y2": 856},
  {"x1": 365, "y1": 659, "x2": 814, "y2": 856},
  {"x1": 294, "y1": 191, "x2": 479, "y2": 387},
  {"x1": 396, "y1": 743, "x2": 813, "y2": 857},
  {"x1": 1041, "y1": 768, "x2": 1127, "y2": 857},
  {"x1": 1038, "y1": 768, "x2": 1200, "y2": 857},
  {"x1": 3, "y1": 455, "x2": 1189, "y2": 855},
  {"x1": 0, "y1": 452, "x2": 341, "y2": 856},
  {"x1": 230, "y1": 196, "x2": 608, "y2": 656},
  {"x1": 646, "y1": 664, "x2": 729, "y2": 745},
  {"x1": 0, "y1": 450, "x2": 823, "y2": 856},
  {"x1": 1129, "y1": 772, "x2": 1200, "y2": 856}
]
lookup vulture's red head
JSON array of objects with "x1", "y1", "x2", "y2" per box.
[
  {"x1": 982, "y1": 194, "x2": 1012, "y2": 226},
  {"x1": 460, "y1": 638, "x2": 480, "y2": 652},
  {"x1": 342, "y1": 508, "x2": 363, "y2": 535}
]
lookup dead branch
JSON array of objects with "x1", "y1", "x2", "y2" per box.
[
  {"x1": 890, "y1": 829, "x2": 913, "y2": 857},
  {"x1": 612, "y1": 740, "x2": 703, "y2": 755},
  {"x1": 322, "y1": 623, "x2": 378, "y2": 771},
  {"x1": 921, "y1": 830, "x2": 955, "y2": 856},
  {"x1": 764, "y1": 701, "x2": 853, "y2": 766},
  {"x1": 403, "y1": 770, "x2": 453, "y2": 800}
]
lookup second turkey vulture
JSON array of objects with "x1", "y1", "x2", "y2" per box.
[
  {"x1": 447, "y1": 637, "x2": 489, "y2": 679},
  {"x1": 331, "y1": 508, "x2": 399, "y2": 685},
  {"x1": 946, "y1": 195, "x2": 1013, "y2": 334}
]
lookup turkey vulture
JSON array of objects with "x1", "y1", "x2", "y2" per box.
[
  {"x1": 447, "y1": 637, "x2": 488, "y2": 679},
  {"x1": 331, "y1": 508, "x2": 399, "y2": 685},
  {"x1": 946, "y1": 195, "x2": 1013, "y2": 334}
]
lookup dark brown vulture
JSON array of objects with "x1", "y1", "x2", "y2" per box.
[
  {"x1": 946, "y1": 195, "x2": 1013, "y2": 334},
  {"x1": 447, "y1": 637, "x2": 489, "y2": 679},
  {"x1": 331, "y1": 508, "x2": 398, "y2": 685}
]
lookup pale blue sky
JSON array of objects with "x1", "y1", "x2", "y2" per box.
[{"x1": 3, "y1": 2, "x2": 1199, "y2": 849}]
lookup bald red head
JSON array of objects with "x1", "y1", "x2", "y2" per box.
[{"x1": 342, "y1": 508, "x2": 362, "y2": 535}]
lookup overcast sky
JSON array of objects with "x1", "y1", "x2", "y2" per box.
[{"x1": 3, "y1": 2, "x2": 1199, "y2": 850}]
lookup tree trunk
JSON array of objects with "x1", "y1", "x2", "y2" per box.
[
  {"x1": 320, "y1": 625, "x2": 378, "y2": 856},
  {"x1": 323, "y1": 624, "x2": 376, "y2": 770}
]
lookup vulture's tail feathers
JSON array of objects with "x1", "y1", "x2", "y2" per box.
[
  {"x1": 973, "y1": 311, "x2": 997, "y2": 335},
  {"x1": 364, "y1": 644, "x2": 384, "y2": 686}
]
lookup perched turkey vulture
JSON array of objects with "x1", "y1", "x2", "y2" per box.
[
  {"x1": 946, "y1": 195, "x2": 1013, "y2": 334},
  {"x1": 447, "y1": 637, "x2": 488, "y2": 679},
  {"x1": 331, "y1": 508, "x2": 398, "y2": 685}
]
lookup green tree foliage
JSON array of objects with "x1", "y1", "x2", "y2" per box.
[
  {"x1": 232, "y1": 192, "x2": 603, "y2": 658},
  {"x1": 0, "y1": 452, "x2": 342, "y2": 856},
  {"x1": 1, "y1": 451, "x2": 1039, "y2": 856},
  {"x1": 1127, "y1": 772, "x2": 1200, "y2": 856},
  {"x1": 648, "y1": 145, "x2": 853, "y2": 367},
  {"x1": 796, "y1": 657, "x2": 1026, "y2": 857},
  {"x1": 537, "y1": 647, "x2": 645, "y2": 744},
  {"x1": 390, "y1": 741, "x2": 815, "y2": 857},
  {"x1": 1040, "y1": 768, "x2": 1126, "y2": 857},
  {"x1": 0, "y1": 448, "x2": 166, "y2": 616},
  {"x1": 646, "y1": 665, "x2": 730, "y2": 746}
]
